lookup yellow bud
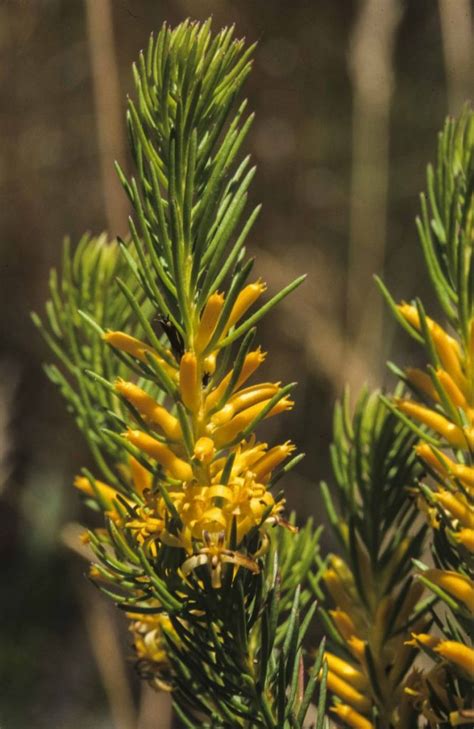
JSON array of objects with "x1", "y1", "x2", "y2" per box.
[
  {"x1": 115, "y1": 379, "x2": 182, "y2": 440},
  {"x1": 326, "y1": 671, "x2": 371, "y2": 713},
  {"x1": 104, "y1": 332, "x2": 176, "y2": 377},
  {"x1": 205, "y1": 349, "x2": 266, "y2": 412},
  {"x1": 405, "y1": 632, "x2": 440, "y2": 649},
  {"x1": 225, "y1": 280, "x2": 266, "y2": 333},
  {"x1": 203, "y1": 353, "x2": 216, "y2": 375},
  {"x1": 397, "y1": 305, "x2": 467, "y2": 391},
  {"x1": 325, "y1": 652, "x2": 367, "y2": 690},
  {"x1": 180, "y1": 352, "x2": 201, "y2": 413},
  {"x1": 435, "y1": 641, "x2": 474, "y2": 675},
  {"x1": 212, "y1": 395, "x2": 293, "y2": 447},
  {"x1": 194, "y1": 437, "x2": 215, "y2": 464},
  {"x1": 397, "y1": 399, "x2": 470, "y2": 449},
  {"x1": 125, "y1": 429, "x2": 193, "y2": 482},
  {"x1": 195, "y1": 292, "x2": 225, "y2": 352},
  {"x1": 129, "y1": 456, "x2": 151, "y2": 494},
  {"x1": 211, "y1": 384, "x2": 279, "y2": 425},
  {"x1": 323, "y1": 568, "x2": 354, "y2": 614},
  {"x1": 74, "y1": 475, "x2": 119, "y2": 512},
  {"x1": 331, "y1": 705, "x2": 374, "y2": 729},
  {"x1": 405, "y1": 368, "x2": 439, "y2": 401},
  {"x1": 434, "y1": 490, "x2": 474, "y2": 529},
  {"x1": 454, "y1": 528, "x2": 474, "y2": 552},
  {"x1": 252, "y1": 442, "x2": 295, "y2": 481},
  {"x1": 437, "y1": 369, "x2": 468, "y2": 409},
  {"x1": 423, "y1": 569, "x2": 474, "y2": 612},
  {"x1": 329, "y1": 609, "x2": 357, "y2": 640},
  {"x1": 347, "y1": 637, "x2": 366, "y2": 662}
]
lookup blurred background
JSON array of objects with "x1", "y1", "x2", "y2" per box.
[{"x1": 0, "y1": 0, "x2": 472, "y2": 727}]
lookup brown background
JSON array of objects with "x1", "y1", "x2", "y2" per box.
[{"x1": 0, "y1": 1, "x2": 472, "y2": 727}]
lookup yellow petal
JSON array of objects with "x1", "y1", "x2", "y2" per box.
[
  {"x1": 204, "y1": 348, "x2": 266, "y2": 412},
  {"x1": 434, "y1": 490, "x2": 474, "y2": 529},
  {"x1": 423, "y1": 569, "x2": 474, "y2": 612},
  {"x1": 325, "y1": 651, "x2": 367, "y2": 690},
  {"x1": 194, "y1": 436, "x2": 215, "y2": 464},
  {"x1": 115, "y1": 379, "x2": 182, "y2": 440},
  {"x1": 195, "y1": 292, "x2": 225, "y2": 352},
  {"x1": 397, "y1": 399, "x2": 469, "y2": 448},
  {"x1": 125, "y1": 429, "x2": 193, "y2": 482},
  {"x1": 180, "y1": 352, "x2": 201, "y2": 413},
  {"x1": 435, "y1": 641, "x2": 474, "y2": 675},
  {"x1": 331, "y1": 705, "x2": 374, "y2": 729},
  {"x1": 225, "y1": 280, "x2": 266, "y2": 333},
  {"x1": 326, "y1": 670, "x2": 371, "y2": 713},
  {"x1": 454, "y1": 528, "x2": 474, "y2": 552}
]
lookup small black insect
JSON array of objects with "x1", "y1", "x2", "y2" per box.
[{"x1": 156, "y1": 316, "x2": 185, "y2": 360}]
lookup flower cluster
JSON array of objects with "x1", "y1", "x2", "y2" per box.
[
  {"x1": 317, "y1": 390, "x2": 427, "y2": 729},
  {"x1": 394, "y1": 305, "x2": 474, "y2": 725},
  {"x1": 379, "y1": 109, "x2": 474, "y2": 726},
  {"x1": 78, "y1": 287, "x2": 295, "y2": 589}
]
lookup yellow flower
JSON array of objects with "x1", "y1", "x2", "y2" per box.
[
  {"x1": 224, "y1": 280, "x2": 266, "y2": 335},
  {"x1": 194, "y1": 292, "x2": 225, "y2": 352},
  {"x1": 435, "y1": 641, "x2": 474, "y2": 676},
  {"x1": 423, "y1": 569, "x2": 474, "y2": 613},
  {"x1": 453, "y1": 528, "x2": 474, "y2": 552},
  {"x1": 325, "y1": 651, "x2": 367, "y2": 690},
  {"x1": 125, "y1": 429, "x2": 193, "y2": 482},
  {"x1": 104, "y1": 331, "x2": 177, "y2": 377},
  {"x1": 331, "y1": 705, "x2": 374, "y2": 729},
  {"x1": 397, "y1": 399, "x2": 471, "y2": 449},
  {"x1": 179, "y1": 351, "x2": 201, "y2": 413},
  {"x1": 181, "y1": 530, "x2": 259, "y2": 588},
  {"x1": 397, "y1": 305, "x2": 467, "y2": 392},
  {"x1": 326, "y1": 670, "x2": 371, "y2": 713},
  {"x1": 433, "y1": 490, "x2": 474, "y2": 529},
  {"x1": 115, "y1": 379, "x2": 182, "y2": 440}
]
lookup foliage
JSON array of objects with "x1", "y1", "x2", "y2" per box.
[
  {"x1": 378, "y1": 108, "x2": 474, "y2": 725},
  {"x1": 34, "y1": 20, "x2": 327, "y2": 727},
  {"x1": 317, "y1": 388, "x2": 430, "y2": 729}
]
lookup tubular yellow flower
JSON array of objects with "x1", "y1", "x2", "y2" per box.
[
  {"x1": 125, "y1": 429, "x2": 193, "y2": 482},
  {"x1": 325, "y1": 652, "x2": 368, "y2": 690},
  {"x1": 204, "y1": 348, "x2": 267, "y2": 413},
  {"x1": 331, "y1": 705, "x2": 374, "y2": 729},
  {"x1": 405, "y1": 368, "x2": 439, "y2": 401},
  {"x1": 326, "y1": 671, "x2": 371, "y2": 713},
  {"x1": 347, "y1": 637, "x2": 366, "y2": 662},
  {"x1": 104, "y1": 332, "x2": 176, "y2": 377},
  {"x1": 423, "y1": 569, "x2": 474, "y2": 612},
  {"x1": 211, "y1": 384, "x2": 280, "y2": 426},
  {"x1": 323, "y1": 568, "x2": 354, "y2": 614},
  {"x1": 74, "y1": 475, "x2": 121, "y2": 513},
  {"x1": 195, "y1": 292, "x2": 225, "y2": 352},
  {"x1": 180, "y1": 352, "x2": 201, "y2": 413},
  {"x1": 416, "y1": 443, "x2": 474, "y2": 492},
  {"x1": 212, "y1": 396, "x2": 293, "y2": 446},
  {"x1": 251, "y1": 442, "x2": 295, "y2": 481},
  {"x1": 405, "y1": 632, "x2": 440, "y2": 649},
  {"x1": 397, "y1": 305, "x2": 467, "y2": 391},
  {"x1": 453, "y1": 528, "x2": 474, "y2": 552},
  {"x1": 115, "y1": 379, "x2": 182, "y2": 440},
  {"x1": 129, "y1": 456, "x2": 152, "y2": 494},
  {"x1": 435, "y1": 641, "x2": 474, "y2": 675},
  {"x1": 194, "y1": 436, "x2": 215, "y2": 464},
  {"x1": 396, "y1": 399, "x2": 470, "y2": 448},
  {"x1": 433, "y1": 490, "x2": 474, "y2": 529},
  {"x1": 224, "y1": 280, "x2": 267, "y2": 334},
  {"x1": 329, "y1": 609, "x2": 357, "y2": 640},
  {"x1": 437, "y1": 370, "x2": 468, "y2": 410}
]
